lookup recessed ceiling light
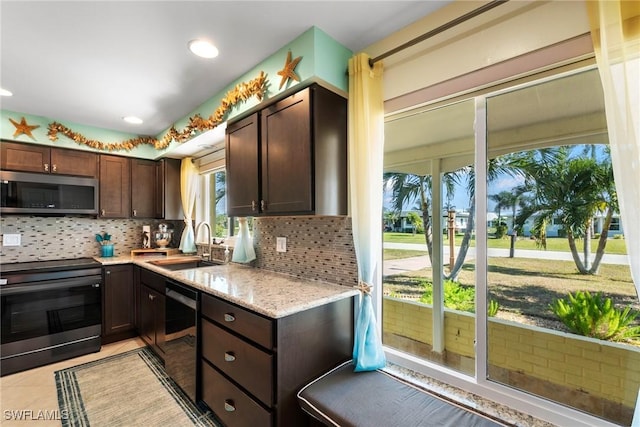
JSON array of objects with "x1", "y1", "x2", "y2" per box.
[
  {"x1": 123, "y1": 116, "x2": 143, "y2": 124},
  {"x1": 1, "y1": 88, "x2": 13, "y2": 96},
  {"x1": 188, "y1": 39, "x2": 219, "y2": 59}
]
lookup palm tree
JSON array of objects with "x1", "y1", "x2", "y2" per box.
[
  {"x1": 383, "y1": 209, "x2": 399, "y2": 231},
  {"x1": 445, "y1": 154, "x2": 530, "y2": 280},
  {"x1": 405, "y1": 212, "x2": 422, "y2": 235},
  {"x1": 384, "y1": 155, "x2": 525, "y2": 281},
  {"x1": 514, "y1": 146, "x2": 616, "y2": 274},
  {"x1": 488, "y1": 191, "x2": 512, "y2": 225},
  {"x1": 383, "y1": 173, "x2": 434, "y2": 259},
  {"x1": 488, "y1": 190, "x2": 516, "y2": 238}
]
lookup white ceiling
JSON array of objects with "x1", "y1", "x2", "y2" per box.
[{"x1": 0, "y1": 1, "x2": 451, "y2": 156}]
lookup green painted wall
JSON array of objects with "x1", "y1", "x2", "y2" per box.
[
  {"x1": 156, "y1": 26, "x2": 351, "y2": 150},
  {"x1": 1, "y1": 26, "x2": 351, "y2": 160},
  {"x1": 0, "y1": 110, "x2": 158, "y2": 158}
]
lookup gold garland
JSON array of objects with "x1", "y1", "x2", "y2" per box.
[{"x1": 47, "y1": 71, "x2": 268, "y2": 151}]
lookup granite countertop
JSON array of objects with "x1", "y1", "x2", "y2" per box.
[{"x1": 96, "y1": 254, "x2": 359, "y2": 319}]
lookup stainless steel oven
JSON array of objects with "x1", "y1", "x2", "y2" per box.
[
  {"x1": 165, "y1": 280, "x2": 198, "y2": 402},
  {"x1": 0, "y1": 258, "x2": 102, "y2": 376}
]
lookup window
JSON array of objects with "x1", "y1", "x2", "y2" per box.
[
  {"x1": 382, "y1": 67, "x2": 636, "y2": 425},
  {"x1": 196, "y1": 169, "x2": 254, "y2": 243},
  {"x1": 196, "y1": 169, "x2": 229, "y2": 241}
]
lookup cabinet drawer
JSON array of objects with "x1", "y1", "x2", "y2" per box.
[
  {"x1": 139, "y1": 268, "x2": 165, "y2": 293},
  {"x1": 202, "y1": 361, "x2": 272, "y2": 427},
  {"x1": 202, "y1": 319, "x2": 273, "y2": 406},
  {"x1": 201, "y1": 293, "x2": 273, "y2": 349}
]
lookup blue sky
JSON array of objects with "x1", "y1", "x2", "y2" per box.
[
  {"x1": 383, "y1": 144, "x2": 609, "y2": 215},
  {"x1": 383, "y1": 176, "x2": 524, "y2": 213}
]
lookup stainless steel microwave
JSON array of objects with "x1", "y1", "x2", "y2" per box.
[{"x1": 0, "y1": 171, "x2": 98, "y2": 215}]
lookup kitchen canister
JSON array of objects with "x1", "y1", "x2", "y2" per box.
[{"x1": 101, "y1": 243, "x2": 115, "y2": 257}]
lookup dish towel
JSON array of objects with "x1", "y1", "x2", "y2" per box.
[{"x1": 231, "y1": 218, "x2": 256, "y2": 263}]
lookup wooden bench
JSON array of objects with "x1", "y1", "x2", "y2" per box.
[{"x1": 297, "y1": 360, "x2": 508, "y2": 427}]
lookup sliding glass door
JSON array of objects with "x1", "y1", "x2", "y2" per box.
[{"x1": 382, "y1": 66, "x2": 638, "y2": 425}]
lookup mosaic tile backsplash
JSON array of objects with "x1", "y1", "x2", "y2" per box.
[
  {"x1": 0, "y1": 215, "x2": 358, "y2": 289},
  {"x1": 0, "y1": 216, "x2": 184, "y2": 263},
  {"x1": 254, "y1": 215, "x2": 358, "y2": 288}
]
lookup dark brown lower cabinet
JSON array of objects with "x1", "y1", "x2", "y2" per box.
[
  {"x1": 137, "y1": 268, "x2": 166, "y2": 359},
  {"x1": 200, "y1": 293, "x2": 354, "y2": 427},
  {"x1": 102, "y1": 265, "x2": 136, "y2": 344}
]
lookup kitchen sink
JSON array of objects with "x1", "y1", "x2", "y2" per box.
[{"x1": 147, "y1": 257, "x2": 225, "y2": 271}]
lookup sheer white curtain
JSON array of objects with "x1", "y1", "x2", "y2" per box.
[
  {"x1": 179, "y1": 157, "x2": 199, "y2": 253},
  {"x1": 588, "y1": 0, "x2": 640, "y2": 293},
  {"x1": 348, "y1": 53, "x2": 386, "y2": 371}
]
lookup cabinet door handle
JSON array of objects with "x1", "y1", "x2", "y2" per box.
[
  {"x1": 261, "y1": 199, "x2": 266, "y2": 211},
  {"x1": 224, "y1": 351, "x2": 236, "y2": 362},
  {"x1": 251, "y1": 200, "x2": 256, "y2": 211},
  {"x1": 52, "y1": 164, "x2": 57, "y2": 173},
  {"x1": 224, "y1": 400, "x2": 236, "y2": 412},
  {"x1": 149, "y1": 294, "x2": 155, "y2": 301},
  {"x1": 224, "y1": 313, "x2": 235, "y2": 322},
  {"x1": 44, "y1": 163, "x2": 49, "y2": 172},
  {"x1": 106, "y1": 270, "x2": 111, "y2": 275}
]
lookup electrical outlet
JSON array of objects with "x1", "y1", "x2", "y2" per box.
[
  {"x1": 276, "y1": 237, "x2": 287, "y2": 253},
  {"x1": 3, "y1": 233, "x2": 21, "y2": 247}
]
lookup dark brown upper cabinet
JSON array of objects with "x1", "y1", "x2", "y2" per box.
[
  {"x1": 155, "y1": 158, "x2": 183, "y2": 221},
  {"x1": 226, "y1": 113, "x2": 260, "y2": 216},
  {"x1": 225, "y1": 84, "x2": 347, "y2": 217},
  {"x1": 130, "y1": 158, "x2": 157, "y2": 218},
  {"x1": 1, "y1": 141, "x2": 98, "y2": 178},
  {"x1": 99, "y1": 154, "x2": 131, "y2": 218}
]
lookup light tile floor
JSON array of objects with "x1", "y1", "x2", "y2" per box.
[
  {"x1": 1, "y1": 338, "x2": 556, "y2": 427},
  {"x1": 0, "y1": 338, "x2": 146, "y2": 427}
]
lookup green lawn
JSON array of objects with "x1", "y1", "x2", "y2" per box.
[
  {"x1": 383, "y1": 232, "x2": 628, "y2": 255},
  {"x1": 383, "y1": 258, "x2": 638, "y2": 321}
]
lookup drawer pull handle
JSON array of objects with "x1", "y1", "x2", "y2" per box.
[
  {"x1": 224, "y1": 352, "x2": 236, "y2": 362},
  {"x1": 224, "y1": 313, "x2": 235, "y2": 322},
  {"x1": 224, "y1": 400, "x2": 236, "y2": 412}
]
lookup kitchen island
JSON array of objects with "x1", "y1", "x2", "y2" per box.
[{"x1": 97, "y1": 254, "x2": 358, "y2": 427}]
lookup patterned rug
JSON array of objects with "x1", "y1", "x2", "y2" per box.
[{"x1": 55, "y1": 347, "x2": 221, "y2": 427}]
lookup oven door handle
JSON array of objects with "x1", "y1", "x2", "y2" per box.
[{"x1": 0, "y1": 277, "x2": 101, "y2": 296}]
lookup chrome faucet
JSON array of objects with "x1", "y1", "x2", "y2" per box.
[{"x1": 194, "y1": 221, "x2": 212, "y2": 261}]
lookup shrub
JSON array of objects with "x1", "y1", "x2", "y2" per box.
[
  {"x1": 550, "y1": 291, "x2": 640, "y2": 342},
  {"x1": 420, "y1": 280, "x2": 475, "y2": 312},
  {"x1": 495, "y1": 224, "x2": 508, "y2": 239},
  {"x1": 418, "y1": 281, "x2": 499, "y2": 316},
  {"x1": 488, "y1": 299, "x2": 500, "y2": 317}
]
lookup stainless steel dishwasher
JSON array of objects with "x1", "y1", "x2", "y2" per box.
[{"x1": 164, "y1": 280, "x2": 198, "y2": 402}]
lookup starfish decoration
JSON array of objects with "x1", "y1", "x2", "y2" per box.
[
  {"x1": 9, "y1": 117, "x2": 40, "y2": 138},
  {"x1": 277, "y1": 50, "x2": 302, "y2": 90}
]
